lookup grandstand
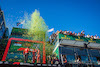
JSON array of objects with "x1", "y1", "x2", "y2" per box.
[{"x1": 52, "y1": 33, "x2": 100, "y2": 67}]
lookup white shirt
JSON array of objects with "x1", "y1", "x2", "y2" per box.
[
  {"x1": 87, "y1": 35, "x2": 90, "y2": 38},
  {"x1": 94, "y1": 36, "x2": 97, "y2": 39}
]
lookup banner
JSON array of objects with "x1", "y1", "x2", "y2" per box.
[{"x1": 59, "y1": 33, "x2": 100, "y2": 44}]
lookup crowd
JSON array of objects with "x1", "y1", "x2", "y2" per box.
[
  {"x1": 47, "y1": 55, "x2": 59, "y2": 64},
  {"x1": 49, "y1": 30, "x2": 100, "y2": 43},
  {"x1": 62, "y1": 55, "x2": 100, "y2": 65},
  {"x1": 47, "y1": 54, "x2": 100, "y2": 65}
]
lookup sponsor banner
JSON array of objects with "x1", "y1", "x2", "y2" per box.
[{"x1": 59, "y1": 33, "x2": 100, "y2": 44}]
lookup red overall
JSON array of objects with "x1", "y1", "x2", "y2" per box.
[
  {"x1": 37, "y1": 49, "x2": 40, "y2": 63},
  {"x1": 32, "y1": 49, "x2": 36, "y2": 63},
  {"x1": 23, "y1": 48, "x2": 29, "y2": 54},
  {"x1": 23, "y1": 48, "x2": 29, "y2": 63}
]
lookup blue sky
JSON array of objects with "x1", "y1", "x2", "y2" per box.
[{"x1": 0, "y1": 0, "x2": 100, "y2": 36}]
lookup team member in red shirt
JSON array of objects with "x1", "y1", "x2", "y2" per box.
[{"x1": 23, "y1": 47, "x2": 30, "y2": 63}]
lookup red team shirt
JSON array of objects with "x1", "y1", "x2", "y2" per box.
[{"x1": 23, "y1": 48, "x2": 29, "y2": 54}]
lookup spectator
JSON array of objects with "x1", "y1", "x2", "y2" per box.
[
  {"x1": 91, "y1": 35, "x2": 94, "y2": 39},
  {"x1": 62, "y1": 31, "x2": 65, "y2": 34},
  {"x1": 72, "y1": 32, "x2": 75, "y2": 36},
  {"x1": 53, "y1": 56, "x2": 56, "y2": 64},
  {"x1": 97, "y1": 60, "x2": 100, "y2": 65},
  {"x1": 55, "y1": 57, "x2": 59, "y2": 64},
  {"x1": 94, "y1": 35, "x2": 97, "y2": 39},
  {"x1": 59, "y1": 30, "x2": 63, "y2": 34},
  {"x1": 67, "y1": 31, "x2": 70, "y2": 35},
  {"x1": 80, "y1": 32, "x2": 83, "y2": 37},
  {"x1": 69, "y1": 31, "x2": 72, "y2": 35},
  {"x1": 75, "y1": 33, "x2": 77, "y2": 36},
  {"x1": 81, "y1": 30, "x2": 85, "y2": 35},
  {"x1": 52, "y1": 33, "x2": 55, "y2": 37},
  {"x1": 51, "y1": 57, "x2": 54, "y2": 64},
  {"x1": 54, "y1": 33, "x2": 57, "y2": 38},
  {"x1": 87, "y1": 34, "x2": 90, "y2": 38},
  {"x1": 56, "y1": 30, "x2": 60, "y2": 35},
  {"x1": 75, "y1": 56, "x2": 81, "y2": 63},
  {"x1": 77, "y1": 33, "x2": 80, "y2": 36},
  {"x1": 51, "y1": 33, "x2": 56, "y2": 40},
  {"x1": 97, "y1": 36, "x2": 100, "y2": 39},
  {"x1": 47, "y1": 55, "x2": 51, "y2": 64},
  {"x1": 62, "y1": 55, "x2": 67, "y2": 64},
  {"x1": 64, "y1": 30, "x2": 67, "y2": 35}
]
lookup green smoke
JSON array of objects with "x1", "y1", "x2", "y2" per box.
[
  {"x1": 22, "y1": 9, "x2": 54, "y2": 56},
  {"x1": 23, "y1": 9, "x2": 48, "y2": 41}
]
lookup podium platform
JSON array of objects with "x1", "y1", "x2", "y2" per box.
[{"x1": 0, "y1": 61, "x2": 61, "y2": 67}]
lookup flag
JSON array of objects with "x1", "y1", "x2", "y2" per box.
[
  {"x1": 47, "y1": 28, "x2": 54, "y2": 32},
  {"x1": 17, "y1": 20, "x2": 25, "y2": 26}
]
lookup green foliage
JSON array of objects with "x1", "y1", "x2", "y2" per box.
[{"x1": 45, "y1": 42, "x2": 54, "y2": 56}]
